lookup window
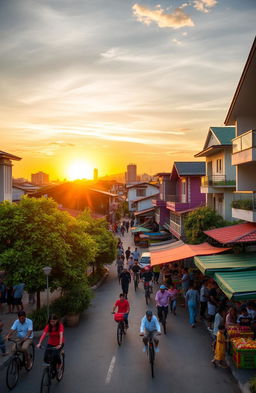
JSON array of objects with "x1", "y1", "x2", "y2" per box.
[
  {"x1": 216, "y1": 159, "x2": 222, "y2": 173},
  {"x1": 136, "y1": 188, "x2": 146, "y2": 197},
  {"x1": 182, "y1": 181, "x2": 186, "y2": 194}
]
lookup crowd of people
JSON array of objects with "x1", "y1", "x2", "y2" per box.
[{"x1": 0, "y1": 279, "x2": 25, "y2": 314}]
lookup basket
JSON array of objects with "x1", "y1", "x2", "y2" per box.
[
  {"x1": 114, "y1": 313, "x2": 124, "y2": 322},
  {"x1": 232, "y1": 348, "x2": 256, "y2": 369}
]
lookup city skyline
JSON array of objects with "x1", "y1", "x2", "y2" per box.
[{"x1": 1, "y1": 0, "x2": 256, "y2": 180}]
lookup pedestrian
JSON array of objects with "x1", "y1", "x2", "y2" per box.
[
  {"x1": 211, "y1": 324, "x2": 227, "y2": 368},
  {"x1": 168, "y1": 284, "x2": 178, "y2": 315},
  {"x1": 119, "y1": 268, "x2": 131, "y2": 298},
  {"x1": 200, "y1": 279, "x2": 209, "y2": 320},
  {"x1": 153, "y1": 265, "x2": 160, "y2": 284},
  {"x1": 116, "y1": 257, "x2": 124, "y2": 278},
  {"x1": 127, "y1": 256, "x2": 134, "y2": 272},
  {"x1": 185, "y1": 282, "x2": 199, "y2": 328},
  {"x1": 6, "y1": 285, "x2": 14, "y2": 314},
  {"x1": 0, "y1": 279, "x2": 6, "y2": 313},
  {"x1": 125, "y1": 246, "x2": 131, "y2": 262},
  {"x1": 121, "y1": 225, "x2": 125, "y2": 237},
  {"x1": 0, "y1": 319, "x2": 7, "y2": 356},
  {"x1": 237, "y1": 306, "x2": 252, "y2": 326},
  {"x1": 13, "y1": 282, "x2": 25, "y2": 312},
  {"x1": 125, "y1": 221, "x2": 129, "y2": 233},
  {"x1": 181, "y1": 268, "x2": 190, "y2": 298},
  {"x1": 225, "y1": 306, "x2": 237, "y2": 327},
  {"x1": 207, "y1": 282, "x2": 219, "y2": 330},
  {"x1": 130, "y1": 219, "x2": 134, "y2": 228},
  {"x1": 132, "y1": 247, "x2": 140, "y2": 262}
]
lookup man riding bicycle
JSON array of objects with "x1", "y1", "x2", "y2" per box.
[
  {"x1": 6, "y1": 310, "x2": 33, "y2": 368},
  {"x1": 131, "y1": 261, "x2": 141, "y2": 278},
  {"x1": 140, "y1": 310, "x2": 161, "y2": 352},
  {"x1": 112, "y1": 293, "x2": 130, "y2": 328},
  {"x1": 155, "y1": 285, "x2": 171, "y2": 323},
  {"x1": 141, "y1": 267, "x2": 153, "y2": 293}
]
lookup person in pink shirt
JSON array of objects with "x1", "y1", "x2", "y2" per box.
[
  {"x1": 168, "y1": 284, "x2": 178, "y2": 315},
  {"x1": 155, "y1": 285, "x2": 171, "y2": 323}
]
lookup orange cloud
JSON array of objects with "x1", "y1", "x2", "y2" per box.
[
  {"x1": 132, "y1": 4, "x2": 194, "y2": 29},
  {"x1": 193, "y1": 0, "x2": 217, "y2": 13}
]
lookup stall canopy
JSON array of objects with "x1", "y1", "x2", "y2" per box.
[
  {"x1": 131, "y1": 226, "x2": 151, "y2": 233},
  {"x1": 214, "y1": 270, "x2": 256, "y2": 301},
  {"x1": 194, "y1": 254, "x2": 256, "y2": 277},
  {"x1": 150, "y1": 242, "x2": 230, "y2": 266}
]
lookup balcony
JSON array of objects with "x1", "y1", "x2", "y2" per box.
[
  {"x1": 231, "y1": 192, "x2": 256, "y2": 222},
  {"x1": 201, "y1": 175, "x2": 236, "y2": 188},
  {"x1": 166, "y1": 195, "x2": 205, "y2": 212},
  {"x1": 232, "y1": 129, "x2": 256, "y2": 165}
]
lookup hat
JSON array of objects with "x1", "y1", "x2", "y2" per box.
[
  {"x1": 146, "y1": 310, "x2": 153, "y2": 316},
  {"x1": 160, "y1": 285, "x2": 166, "y2": 290}
]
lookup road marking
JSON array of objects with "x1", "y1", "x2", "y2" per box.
[{"x1": 105, "y1": 356, "x2": 116, "y2": 384}]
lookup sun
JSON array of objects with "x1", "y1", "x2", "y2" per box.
[{"x1": 67, "y1": 160, "x2": 93, "y2": 180}]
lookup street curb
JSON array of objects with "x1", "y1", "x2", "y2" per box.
[{"x1": 91, "y1": 268, "x2": 109, "y2": 290}]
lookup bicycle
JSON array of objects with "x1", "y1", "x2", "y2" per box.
[
  {"x1": 39, "y1": 346, "x2": 65, "y2": 393},
  {"x1": 133, "y1": 272, "x2": 140, "y2": 291},
  {"x1": 144, "y1": 282, "x2": 152, "y2": 305},
  {"x1": 157, "y1": 306, "x2": 168, "y2": 335},
  {"x1": 141, "y1": 332, "x2": 160, "y2": 378},
  {"x1": 6, "y1": 338, "x2": 35, "y2": 390},
  {"x1": 113, "y1": 313, "x2": 126, "y2": 346}
]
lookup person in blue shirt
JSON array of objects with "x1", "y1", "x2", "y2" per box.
[
  {"x1": 6, "y1": 311, "x2": 33, "y2": 367},
  {"x1": 140, "y1": 310, "x2": 161, "y2": 352},
  {"x1": 13, "y1": 283, "x2": 25, "y2": 312}
]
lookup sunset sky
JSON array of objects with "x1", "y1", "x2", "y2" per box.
[{"x1": 1, "y1": 0, "x2": 255, "y2": 180}]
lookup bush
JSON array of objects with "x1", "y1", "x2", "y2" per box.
[
  {"x1": 232, "y1": 199, "x2": 253, "y2": 210},
  {"x1": 28, "y1": 306, "x2": 48, "y2": 331},
  {"x1": 52, "y1": 283, "x2": 92, "y2": 316}
]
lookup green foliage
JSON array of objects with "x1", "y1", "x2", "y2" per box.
[
  {"x1": 28, "y1": 306, "x2": 48, "y2": 331},
  {"x1": 232, "y1": 199, "x2": 253, "y2": 211},
  {"x1": 0, "y1": 197, "x2": 97, "y2": 294},
  {"x1": 115, "y1": 201, "x2": 129, "y2": 220},
  {"x1": 184, "y1": 207, "x2": 225, "y2": 244},
  {"x1": 52, "y1": 283, "x2": 93, "y2": 315},
  {"x1": 78, "y1": 209, "x2": 116, "y2": 272}
]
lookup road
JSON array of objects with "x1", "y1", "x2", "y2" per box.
[{"x1": 0, "y1": 232, "x2": 240, "y2": 393}]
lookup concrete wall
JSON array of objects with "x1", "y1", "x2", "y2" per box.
[
  {"x1": 136, "y1": 198, "x2": 154, "y2": 212},
  {"x1": 236, "y1": 116, "x2": 256, "y2": 137},
  {"x1": 224, "y1": 147, "x2": 236, "y2": 180},
  {"x1": 12, "y1": 187, "x2": 25, "y2": 201},
  {"x1": 0, "y1": 159, "x2": 12, "y2": 202},
  {"x1": 127, "y1": 185, "x2": 159, "y2": 211},
  {"x1": 237, "y1": 162, "x2": 256, "y2": 191}
]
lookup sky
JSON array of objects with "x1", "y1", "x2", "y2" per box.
[{"x1": 0, "y1": 0, "x2": 255, "y2": 180}]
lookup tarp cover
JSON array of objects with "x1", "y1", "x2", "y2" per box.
[
  {"x1": 195, "y1": 254, "x2": 256, "y2": 277},
  {"x1": 131, "y1": 227, "x2": 151, "y2": 233},
  {"x1": 214, "y1": 270, "x2": 256, "y2": 301},
  {"x1": 150, "y1": 242, "x2": 229, "y2": 266}
]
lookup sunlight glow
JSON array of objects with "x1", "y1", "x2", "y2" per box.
[{"x1": 67, "y1": 160, "x2": 93, "y2": 180}]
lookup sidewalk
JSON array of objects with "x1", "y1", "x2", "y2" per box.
[{"x1": 0, "y1": 289, "x2": 60, "y2": 370}]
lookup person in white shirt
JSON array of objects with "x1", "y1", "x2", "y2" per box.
[{"x1": 140, "y1": 310, "x2": 161, "y2": 352}]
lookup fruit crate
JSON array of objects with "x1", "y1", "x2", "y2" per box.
[{"x1": 232, "y1": 348, "x2": 256, "y2": 369}]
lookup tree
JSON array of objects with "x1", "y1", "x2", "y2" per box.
[
  {"x1": 184, "y1": 207, "x2": 225, "y2": 244},
  {"x1": 78, "y1": 209, "x2": 117, "y2": 274},
  {"x1": 0, "y1": 197, "x2": 97, "y2": 308}
]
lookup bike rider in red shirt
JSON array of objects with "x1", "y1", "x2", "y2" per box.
[{"x1": 112, "y1": 293, "x2": 130, "y2": 328}]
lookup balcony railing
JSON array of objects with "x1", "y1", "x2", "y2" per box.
[
  {"x1": 201, "y1": 175, "x2": 236, "y2": 187},
  {"x1": 233, "y1": 129, "x2": 256, "y2": 153},
  {"x1": 231, "y1": 192, "x2": 256, "y2": 211}
]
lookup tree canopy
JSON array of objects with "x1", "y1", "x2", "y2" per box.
[{"x1": 184, "y1": 207, "x2": 226, "y2": 244}]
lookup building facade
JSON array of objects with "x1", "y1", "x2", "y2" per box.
[
  {"x1": 0, "y1": 150, "x2": 21, "y2": 202},
  {"x1": 195, "y1": 126, "x2": 236, "y2": 221},
  {"x1": 31, "y1": 171, "x2": 49, "y2": 186}
]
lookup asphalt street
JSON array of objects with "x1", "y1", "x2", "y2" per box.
[{"x1": 0, "y1": 232, "x2": 241, "y2": 393}]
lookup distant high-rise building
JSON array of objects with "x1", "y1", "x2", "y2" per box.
[
  {"x1": 31, "y1": 171, "x2": 49, "y2": 186},
  {"x1": 93, "y1": 168, "x2": 98, "y2": 181},
  {"x1": 127, "y1": 164, "x2": 137, "y2": 183}
]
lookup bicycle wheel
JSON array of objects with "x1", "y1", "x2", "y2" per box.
[
  {"x1": 56, "y1": 352, "x2": 65, "y2": 382},
  {"x1": 40, "y1": 368, "x2": 50, "y2": 393},
  {"x1": 6, "y1": 357, "x2": 20, "y2": 390},
  {"x1": 117, "y1": 322, "x2": 123, "y2": 345},
  {"x1": 134, "y1": 277, "x2": 138, "y2": 291},
  {"x1": 24, "y1": 343, "x2": 35, "y2": 371},
  {"x1": 149, "y1": 344, "x2": 155, "y2": 378}
]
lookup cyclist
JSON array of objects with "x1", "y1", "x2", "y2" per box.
[
  {"x1": 131, "y1": 260, "x2": 141, "y2": 278},
  {"x1": 6, "y1": 310, "x2": 33, "y2": 368},
  {"x1": 155, "y1": 285, "x2": 171, "y2": 323},
  {"x1": 116, "y1": 256, "x2": 124, "y2": 277},
  {"x1": 36, "y1": 314, "x2": 64, "y2": 376},
  {"x1": 140, "y1": 310, "x2": 161, "y2": 352},
  {"x1": 112, "y1": 293, "x2": 130, "y2": 328},
  {"x1": 119, "y1": 268, "x2": 131, "y2": 298},
  {"x1": 141, "y1": 266, "x2": 153, "y2": 293}
]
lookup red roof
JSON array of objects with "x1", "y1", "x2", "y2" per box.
[{"x1": 204, "y1": 223, "x2": 256, "y2": 244}]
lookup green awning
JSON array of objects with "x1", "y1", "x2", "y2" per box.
[
  {"x1": 131, "y1": 226, "x2": 151, "y2": 233},
  {"x1": 194, "y1": 254, "x2": 256, "y2": 277},
  {"x1": 214, "y1": 270, "x2": 256, "y2": 301}
]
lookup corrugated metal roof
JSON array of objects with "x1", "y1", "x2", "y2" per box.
[
  {"x1": 174, "y1": 161, "x2": 206, "y2": 176},
  {"x1": 210, "y1": 127, "x2": 235, "y2": 145},
  {"x1": 204, "y1": 223, "x2": 256, "y2": 244}
]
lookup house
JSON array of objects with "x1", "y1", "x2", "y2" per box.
[
  {"x1": 0, "y1": 150, "x2": 21, "y2": 202},
  {"x1": 224, "y1": 37, "x2": 256, "y2": 222},
  {"x1": 152, "y1": 173, "x2": 171, "y2": 228},
  {"x1": 195, "y1": 126, "x2": 236, "y2": 221},
  {"x1": 12, "y1": 182, "x2": 40, "y2": 202},
  {"x1": 166, "y1": 162, "x2": 206, "y2": 240},
  {"x1": 126, "y1": 182, "x2": 159, "y2": 212}
]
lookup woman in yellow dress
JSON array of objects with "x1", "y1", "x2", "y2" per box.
[{"x1": 212, "y1": 324, "x2": 228, "y2": 368}]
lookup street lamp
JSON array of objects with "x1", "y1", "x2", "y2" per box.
[{"x1": 43, "y1": 266, "x2": 52, "y2": 319}]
